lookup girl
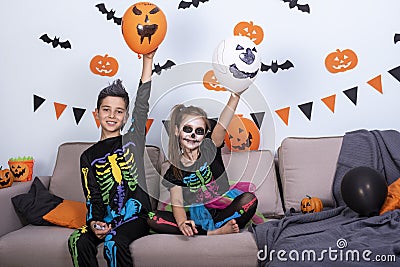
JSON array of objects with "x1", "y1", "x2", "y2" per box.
[{"x1": 148, "y1": 92, "x2": 258, "y2": 236}]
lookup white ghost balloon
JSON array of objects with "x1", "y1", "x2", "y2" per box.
[{"x1": 212, "y1": 36, "x2": 261, "y2": 94}]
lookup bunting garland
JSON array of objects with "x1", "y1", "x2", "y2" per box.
[
  {"x1": 274, "y1": 64, "x2": 400, "y2": 126},
  {"x1": 33, "y1": 95, "x2": 46, "y2": 112}
]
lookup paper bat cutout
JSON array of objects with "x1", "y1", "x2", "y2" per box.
[
  {"x1": 39, "y1": 34, "x2": 71, "y2": 49},
  {"x1": 395, "y1": 33, "x2": 400, "y2": 44},
  {"x1": 261, "y1": 60, "x2": 294, "y2": 73},
  {"x1": 282, "y1": 0, "x2": 310, "y2": 13},
  {"x1": 152, "y1": 60, "x2": 176, "y2": 75},
  {"x1": 96, "y1": 3, "x2": 121, "y2": 25},
  {"x1": 178, "y1": 0, "x2": 209, "y2": 9}
]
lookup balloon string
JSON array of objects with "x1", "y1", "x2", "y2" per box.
[{"x1": 137, "y1": 54, "x2": 142, "y2": 59}]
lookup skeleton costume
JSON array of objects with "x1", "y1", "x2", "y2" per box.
[
  {"x1": 68, "y1": 81, "x2": 151, "y2": 267},
  {"x1": 148, "y1": 130, "x2": 258, "y2": 235}
]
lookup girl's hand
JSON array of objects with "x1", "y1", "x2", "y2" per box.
[
  {"x1": 178, "y1": 220, "x2": 198, "y2": 237},
  {"x1": 90, "y1": 221, "x2": 111, "y2": 239}
]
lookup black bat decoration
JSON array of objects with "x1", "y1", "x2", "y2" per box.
[
  {"x1": 261, "y1": 60, "x2": 294, "y2": 73},
  {"x1": 152, "y1": 60, "x2": 176, "y2": 75},
  {"x1": 178, "y1": 0, "x2": 209, "y2": 9},
  {"x1": 394, "y1": 33, "x2": 400, "y2": 44},
  {"x1": 39, "y1": 34, "x2": 71, "y2": 49},
  {"x1": 282, "y1": 0, "x2": 310, "y2": 13},
  {"x1": 96, "y1": 3, "x2": 122, "y2": 25}
]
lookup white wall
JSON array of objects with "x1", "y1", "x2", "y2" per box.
[{"x1": 1, "y1": 0, "x2": 399, "y2": 176}]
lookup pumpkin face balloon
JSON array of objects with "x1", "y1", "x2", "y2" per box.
[
  {"x1": 90, "y1": 54, "x2": 119, "y2": 77},
  {"x1": 122, "y1": 2, "x2": 167, "y2": 54},
  {"x1": 0, "y1": 168, "x2": 13, "y2": 189},
  {"x1": 325, "y1": 49, "x2": 358, "y2": 73},
  {"x1": 213, "y1": 36, "x2": 261, "y2": 94},
  {"x1": 224, "y1": 114, "x2": 260, "y2": 152},
  {"x1": 301, "y1": 195, "x2": 323, "y2": 213}
]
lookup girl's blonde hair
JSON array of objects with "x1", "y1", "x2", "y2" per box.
[{"x1": 168, "y1": 104, "x2": 211, "y2": 180}]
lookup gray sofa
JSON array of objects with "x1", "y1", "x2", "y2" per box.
[{"x1": 0, "y1": 136, "x2": 344, "y2": 267}]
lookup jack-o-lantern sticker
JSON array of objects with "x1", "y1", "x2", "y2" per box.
[
  {"x1": 0, "y1": 167, "x2": 13, "y2": 189},
  {"x1": 202, "y1": 70, "x2": 226, "y2": 91},
  {"x1": 90, "y1": 54, "x2": 119, "y2": 77},
  {"x1": 8, "y1": 157, "x2": 34, "y2": 182},
  {"x1": 325, "y1": 49, "x2": 358, "y2": 73},
  {"x1": 233, "y1": 21, "x2": 264, "y2": 45},
  {"x1": 224, "y1": 114, "x2": 260, "y2": 152},
  {"x1": 122, "y1": 2, "x2": 167, "y2": 55}
]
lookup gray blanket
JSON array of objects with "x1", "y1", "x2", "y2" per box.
[{"x1": 253, "y1": 130, "x2": 400, "y2": 266}]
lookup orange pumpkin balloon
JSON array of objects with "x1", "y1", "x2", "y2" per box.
[
  {"x1": 90, "y1": 54, "x2": 119, "y2": 77},
  {"x1": 202, "y1": 70, "x2": 226, "y2": 92},
  {"x1": 234, "y1": 21, "x2": 264, "y2": 45},
  {"x1": 325, "y1": 49, "x2": 358, "y2": 73},
  {"x1": 224, "y1": 114, "x2": 260, "y2": 152},
  {"x1": 121, "y1": 2, "x2": 167, "y2": 54}
]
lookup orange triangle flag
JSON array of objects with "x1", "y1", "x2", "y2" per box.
[
  {"x1": 54, "y1": 102, "x2": 67, "y2": 120},
  {"x1": 275, "y1": 107, "x2": 290, "y2": 126},
  {"x1": 321, "y1": 94, "x2": 336, "y2": 113},
  {"x1": 145, "y1": 118, "x2": 154, "y2": 135},
  {"x1": 92, "y1": 111, "x2": 100, "y2": 128},
  {"x1": 367, "y1": 75, "x2": 383, "y2": 94}
]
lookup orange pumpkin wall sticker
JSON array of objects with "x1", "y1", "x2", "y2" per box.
[
  {"x1": 233, "y1": 21, "x2": 264, "y2": 45},
  {"x1": 224, "y1": 114, "x2": 260, "y2": 152},
  {"x1": 90, "y1": 54, "x2": 119, "y2": 77},
  {"x1": 325, "y1": 49, "x2": 358, "y2": 73},
  {"x1": 202, "y1": 70, "x2": 226, "y2": 91},
  {"x1": 122, "y1": 2, "x2": 167, "y2": 55}
]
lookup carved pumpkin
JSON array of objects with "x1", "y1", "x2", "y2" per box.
[
  {"x1": 325, "y1": 49, "x2": 358, "y2": 73},
  {"x1": 90, "y1": 54, "x2": 119, "y2": 77},
  {"x1": 0, "y1": 167, "x2": 13, "y2": 189},
  {"x1": 224, "y1": 114, "x2": 260, "y2": 152},
  {"x1": 8, "y1": 159, "x2": 34, "y2": 182},
  {"x1": 202, "y1": 70, "x2": 226, "y2": 91},
  {"x1": 301, "y1": 195, "x2": 323, "y2": 213},
  {"x1": 122, "y1": 2, "x2": 167, "y2": 54},
  {"x1": 233, "y1": 21, "x2": 264, "y2": 45}
]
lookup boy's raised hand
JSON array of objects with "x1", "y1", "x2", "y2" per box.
[{"x1": 141, "y1": 48, "x2": 157, "y2": 83}]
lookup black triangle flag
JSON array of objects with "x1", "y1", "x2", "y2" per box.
[
  {"x1": 388, "y1": 65, "x2": 400, "y2": 83},
  {"x1": 73, "y1": 107, "x2": 86, "y2": 125},
  {"x1": 298, "y1": 102, "x2": 313, "y2": 121},
  {"x1": 343, "y1": 86, "x2": 358, "y2": 105},
  {"x1": 250, "y1": 112, "x2": 265, "y2": 129},
  {"x1": 33, "y1": 94, "x2": 46, "y2": 112},
  {"x1": 162, "y1": 120, "x2": 170, "y2": 135}
]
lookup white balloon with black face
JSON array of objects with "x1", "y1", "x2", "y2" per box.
[{"x1": 212, "y1": 36, "x2": 261, "y2": 94}]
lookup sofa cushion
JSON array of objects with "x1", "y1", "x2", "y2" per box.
[
  {"x1": 43, "y1": 199, "x2": 87, "y2": 229},
  {"x1": 131, "y1": 230, "x2": 258, "y2": 267},
  {"x1": 11, "y1": 177, "x2": 63, "y2": 225},
  {"x1": 278, "y1": 136, "x2": 343, "y2": 212},
  {"x1": 158, "y1": 150, "x2": 284, "y2": 216}
]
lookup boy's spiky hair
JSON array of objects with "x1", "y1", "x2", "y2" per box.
[{"x1": 96, "y1": 79, "x2": 129, "y2": 110}]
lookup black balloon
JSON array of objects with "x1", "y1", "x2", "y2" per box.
[{"x1": 341, "y1": 166, "x2": 388, "y2": 217}]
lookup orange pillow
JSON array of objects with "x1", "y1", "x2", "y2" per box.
[
  {"x1": 380, "y1": 177, "x2": 400, "y2": 215},
  {"x1": 43, "y1": 199, "x2": 87, "y2": 229}
]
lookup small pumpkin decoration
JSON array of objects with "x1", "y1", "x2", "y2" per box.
[
  {"x1": 233, "y1": 21, "x2": 264, "y2": 45},
  {"x1": 90, "y1": 54, "x2": 119, "y2": 77},
  {"x1": 121, "y1": 2, "x2": 167, "y2": 54},
  {"x1": 224, "y1": 114, "x2": 260, "y2": 152},
  {"x1": 301, "y1": 195, "x2": 323, "y2": 214},
  {"x1": 202, "y1": 70, "x2": 226, "y2": 92},
  {"x1": 8, "y1": 157, "x2": 34, "y2": 182},
  {"x1": 0, "y1": 166, "x2": 13, "y2": 189},
  {"x1": 325, "y1": 49, "x2": 358, "y2": 73}
]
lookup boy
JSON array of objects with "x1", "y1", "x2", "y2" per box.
[{"x1": 68, "y1": 50, "x2": 156, "y2": 267}]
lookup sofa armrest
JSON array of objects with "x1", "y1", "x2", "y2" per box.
[{"x1": 0, "y1": 176, "x2": 51, "y2": 237}]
